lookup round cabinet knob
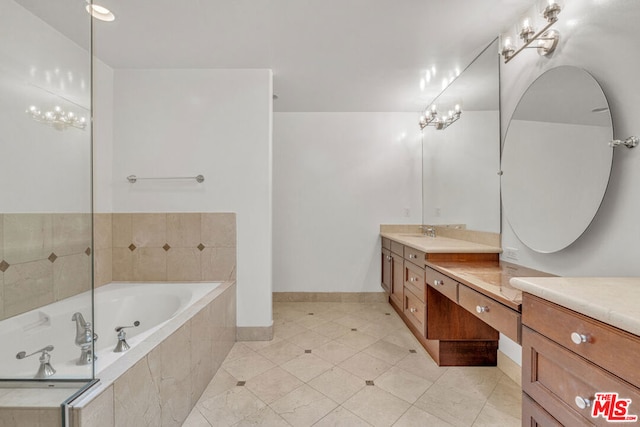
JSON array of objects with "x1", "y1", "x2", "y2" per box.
[
  {"x1": 410, "y1": 307, "x2": 417, "y2": 313},
  {"x1": 571, "y1": 332, "x2": 589, "y2": 345},
  {"x1": 434, "y1": 280, "x2": 444, "y2": 286},
  {"x1": 409, "y1": 254, "x2": 415, "y2": 259},
  {"x1": 575, "y1": 396, "x2": 592, "y2": 409},
  {"x1": 386, "y1": 256, "x2": 391, "y2": 261},
  {"x1": 476, "y1": 306, "x2": 489, "y2": 314}
]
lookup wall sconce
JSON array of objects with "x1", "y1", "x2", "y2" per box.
[
  {"x1": 26, "y1": 105, "x2": 87, "y2": 130},
  {"x1": 419, "y1": 104, "x2": 462, "y2": 130},
  {"x1": 500, "y1": 0, "x2": 562, "y2": 63}
]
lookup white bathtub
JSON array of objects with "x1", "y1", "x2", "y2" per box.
[{"x1": 0, "y1": 282, "x2": 220, "y2": 379}]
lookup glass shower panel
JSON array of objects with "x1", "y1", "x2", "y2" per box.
[{"x1": 0, "y1": 0, "x2": 94, "y2": 388}]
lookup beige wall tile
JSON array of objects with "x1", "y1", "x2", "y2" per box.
[
  {"x1": 201, "y1": 247, "x2": 236, "y2": 281},
  {"x1": 3, "y1": 214, "x2": 53, "y2": 264},
  {"x1": 94, "y1": 248, "x2": 113, "y2": 287},
  {"x1": 0, "y1": 408, "x2": 61, "y2": 427},
  {"x1": 191, "y1": 309, "x2": 214, "y2": 403},
  {"x1": 167, "y1": 213, "x2": 201, "y2": 248},
  {"x1": 201, "y1": 213, "x2": 236, "y2": 248},
  {"x1": 0, "y1": 213, "x2": 4, "y2": 263},
  {"x1": 93, "y1": 213, "x2": 113, "y2": 250},
  {"x1": 0, "y1": 272, "x2": 4, "y2": 320},
  {"x1": 132, "y1": 213, "x2": 166, "y2": 248},
  {"x1": 132, "y1": 247, "x2": 166, "y2": 281},
  {"x1": 3, "y1": 259, "x2": 53, "y2": 318},
  {"x1": 53, "y1": 253, "x2": 91, "y2": 301},
  {"x1": 167, "y1": 248, "x2": 201, "y2": 281},
  {"x1": 112, "y1": 248, "x2": 133, "y2": 281},
  {"x1": 52, "y1": 213, "x2": 91, "y2": 257},
  {"x1": 112, "y1": 214, "x2": 132, "y2": 248},
  {"x1": 77, "y1": 385, "x2": 114, "y2": 427},
  {"x1": 114, "y1": 357, "x2": 162, "y2": 426}
]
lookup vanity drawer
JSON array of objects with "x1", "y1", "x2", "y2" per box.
[
  {"x1": 459, "y1": 285, "x2": 521, "y2": 343},
  {"x1": 382, "y1": 237, "x2": 391, "y2": 250},
  {"x1": 425, "y1": 267, "x2": 458, "y2": 303},
  {"x1": 522, "y1": 393, "x2": 563, "y2": 427},
  {"x1": 404, "y1": 261, "x2": 425, "y2": 302},
  {"x1": 523, "y1": 327, "x2": 640, "y2": 427},
  {"x1": 523, "y1": 294, "x2": 640, "y2": 389},
  {"x1": 390, "y1": 241, "x2": 404, "y2": 256},
  {"x1": 404, "y1": 246, "x2": 425, "y2": 264},
  {"x1": 404, "y1": 287, "x2": 426, "y2": 336}
]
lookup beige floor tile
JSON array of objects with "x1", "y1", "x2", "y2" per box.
[
  {"x1": 375, "y1": 366, "x2": 433, "y2": 404},
  {"x1": 434, "y1": 367, "x2": 504, "y2": 400},
  {"x1": 295, "y1": 314, "x2": 330, "y2": 329},
  {"x1": 343, "y1": 386, "x2": 411, "y2": 427},
  {"x1": 287, "y1": 329, "x2": 332, "y2": 350},
  {"x1": 339, "y1": 352, "x2": 392, "y2": 381},
  {"x1": 243, "y1": 336, "x2": 283, "y2": 351},
  {"x1": 257, "y1": 340, "x2": 305, "y2": 365},
  {"x1": 313, "y1": 340, "x2": 359, "y2": 365},
  {"x1": 223, "y1": 353, "x2": 276, "y2": 381},
  {"x1": 359, "y1": 321, "x2": 405, "y2": 339},
  {"x1": 392, "y1": 406, "x2": 454, "y2": 427},
  {"x1": 472, "y1": 403, "x2": 520, "y2": 427},
  {"x1": 364, "y1": 340, "x2": 412, "y2": 365},
  {"x1": 313, "y1": 406, "x2": 372, "y2": 426},
  {"x1": 333, "y1": 314, "x2": 370, "y2": 329},
  {"x1": 245, "y1": 367, "x2": 303, "y2": 404},
  {"x1": 485, "y1": 374, "x2": 522, "y2": 420},
  {"x1": 314, "y1": 309, "x2": 350, "y2": 321},
  {"x1": 225, "y1": 343, "x2": 256, "y2": 362},
  {"x1": 311, "y1": 321, "x2": 353, "y2": 339},
  {"x1": 270, "y1": 384, "x2": 338, "y2": 426},
  {"x1": 413, "y1": 384, "x2": 487, "y2": 427},
  {"x1": 197, "y1": 387, "x2": 266, "y2": 427},
  {"x1": 233, "y1": 406, "x2": 290, "y2": 426},
  {"x1": 380, "y1": 329, "x2": 422, "y2": 351},
  {"x1": 334, "y1": 330, "x2": 379, "y2": 351},
  {"x1": 273, "y1": 321, "x2": 308, "y2": 339},
  {"x1": 281, "y1": 353, "x2": 334, "y2": 382},
  {"x1": 198, "y1": 368, "x2": 239, "y2": 401},
  {"x1": 182, "y1": 408, "x2": 212, "y2": 427},
  {"x1": 308, "y1": 367, "x2": 366, "y2": 404},
  {"x1": 395, "y1": 353, "x2": 448, "y2": 383}
]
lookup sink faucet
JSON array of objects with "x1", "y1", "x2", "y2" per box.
[
  {"x1": 419, "y1": 225, "x2": 437, "y2": 238},
  {"x1": 71, "y1": 312, "x2": 98, "y2": 365}
]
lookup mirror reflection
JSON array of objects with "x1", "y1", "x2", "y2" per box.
[
  {"x1": 501, "y1": 66, "x2": 613, "y2": 253},
  {"x1": 422, "y1": 39, "x2": 501, "y2": 233}
]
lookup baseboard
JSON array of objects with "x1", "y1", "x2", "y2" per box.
[
  {"x1": 237, "y1": 324, "x2": 273, "y2": 341},
  {"x1": 272, "y1": 292, "x2": 387, "y2": 303},
  {"x1": 497, "y1": 350, "x2": 521, "y2": 386}
]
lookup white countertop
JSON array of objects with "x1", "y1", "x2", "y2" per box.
[
  {"x1": 380, "y1": 232, "x2": 502, "y2": 254},
  {"x1": 510, "y1": 277, "x2": 640, "y2": 337}
]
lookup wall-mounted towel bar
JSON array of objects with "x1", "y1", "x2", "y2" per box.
[{"x1": 127, "y1": 174, "x2": 205, "y2": 183}]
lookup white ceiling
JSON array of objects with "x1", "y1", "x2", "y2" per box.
[{"x1": 17, "y1": 0, "x2": 533, "y2": 112}]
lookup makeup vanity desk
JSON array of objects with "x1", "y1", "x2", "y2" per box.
[{"x1": 381, "y1": 232, "x2": 551, "y2": 366}]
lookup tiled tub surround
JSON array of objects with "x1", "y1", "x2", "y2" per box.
[
  {"x1": 0, "y1": 282, "x2": 235, "y2": 426},
  {"x1": 0, "y1": 213, "x2": 92, "y2": 321}
]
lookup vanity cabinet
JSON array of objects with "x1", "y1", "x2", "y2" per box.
[
  {"x1": 381, "y1": 239, "x2": 391, "y2": 295},
  {"x1": 403, "y1": 247, "x2": 427, "y2": 335},
  {"x1": 522, "y1": 293, "x2": 640, "y2": 426},
  {"x1": 458, "y1": 285, "x2": 521, "y2": 343}
]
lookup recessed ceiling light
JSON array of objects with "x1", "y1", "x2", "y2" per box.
[{"x1": 86, "y1": 3, "x2": 115, "y2": 22}]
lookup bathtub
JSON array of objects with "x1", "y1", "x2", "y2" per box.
[{"x1": 0, "y1": 282, "x2": 220, "y2": 379}]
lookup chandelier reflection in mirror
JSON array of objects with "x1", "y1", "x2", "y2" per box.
[
  {"x1": 500, "y1": 0, "x2": 562, "y2": 63},
  {"x1": 26, "y1": 105, "x2": 87, "y2": 130},
  {"x1": 419, "y1": 104, "x2": 462, "y2": 130}
]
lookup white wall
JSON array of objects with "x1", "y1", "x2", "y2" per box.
[
  {"x1": 93, "y1": 59, "x2": 114, "y2": 213},
  {"x1": 111, "y1": 69, "x2": 273, "y2": 328},
  {"x1": 498, "y1": 0, "x2": 640, "y2": 364},
  {"x1": 423, "y1": 110, "x2": 501, "y2": 232},
  {"x1": 273, "y1": 112, "x2": 422, "y2": 293},
  {"x1": 0, "y1": 0, "x2": 92, "y2": 213}
]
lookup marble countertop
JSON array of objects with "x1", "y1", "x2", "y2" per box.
[
  {"x1": 510, "y1": 277, "x2": 640, "y2": 337},
  {"x1": 427, "y1": 261, "x2": 553, "y2": 311},
  {"x1": 380, "y1": 232, "x2": 502, "y2": 254}
]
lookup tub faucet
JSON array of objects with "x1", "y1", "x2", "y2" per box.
[
  {"x1": 114, "y1": 321, "x2": 140, "y2": 353},
  {"x1": 16, "y1": 345, "x2": 56, "y2": 379},
  {"x1": 71, "y1": 312, "x2": 98, "y2": 365}
]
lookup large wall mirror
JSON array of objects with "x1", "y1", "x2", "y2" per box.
[
  {"x1": 501, "y1": 66, "x2": 613, "y2": 253},
  {"x1": 422, "y1": 39, "x2": 501, "y2": 233}
]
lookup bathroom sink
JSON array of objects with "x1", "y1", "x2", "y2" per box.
[{"x1": 399, "y1": 234, "x2": 427, "y2": 238}]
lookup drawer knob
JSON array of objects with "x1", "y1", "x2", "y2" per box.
[
  {"x1": 386, "y1": 256, "x2": 392, "y2": 261},
  {"x1": 434, "y1": 280, "x2": 444, "y2": 286},
  {"x1": 570, "y1": 332, "x2": 589, "y2": 345},
  {"x1": 409, "y1": 254, "x2": 415, "y2": 259},
  {"x1": 410, "y1": 307, "x2": 417, "y2": 313},
  {"x1": 410, "y1": 277, "x2": 417, "y2": 282},
  {"x1": 476, "y1": 305, "x2": 489, "y2": 313},
  {"x1": 575, "y1": 396, "x2": 592, "y2": 409}
]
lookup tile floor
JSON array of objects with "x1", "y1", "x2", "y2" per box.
[{"x1": 183, "y1": 301, "x2": 521, "y2": 426}]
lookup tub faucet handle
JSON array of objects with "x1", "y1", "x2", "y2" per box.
[
  {"x1": 115, "y1": 321, "x2": 140, "y2": 333},
  {"x1": 16, "y1": 345, "x2": 56, "y2": 379},
  {"x1": 114, "y1": 321, "x2": 140, "y2": 353}
]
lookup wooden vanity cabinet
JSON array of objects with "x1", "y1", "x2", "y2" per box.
[
  {"x1": 381, "y1": 239, "x2": 391, "y2": 295},
  {"x1": 522, "y1": 293, "x2": 640, "y2": 426},
  {"x1": 389, "y1": 240, "x2": 404, "y2": 308}
]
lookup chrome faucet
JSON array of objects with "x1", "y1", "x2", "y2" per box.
[
  {"x1": 114, "y1": 321, "x2": 140, "y2": 352},
  {"x1": 16, "y1": 345, "x2": 56, "y2": 379},
  {"x1": 419, "y1": 225, "x2": 437, "y2": 238},
  {"x1": 71, "y1": 312, "x2": 98, "y2": 365}
]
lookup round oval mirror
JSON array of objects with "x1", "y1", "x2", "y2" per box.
[{"x1": 501, "y1": 66, "x2": 613, "y2": 253}]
